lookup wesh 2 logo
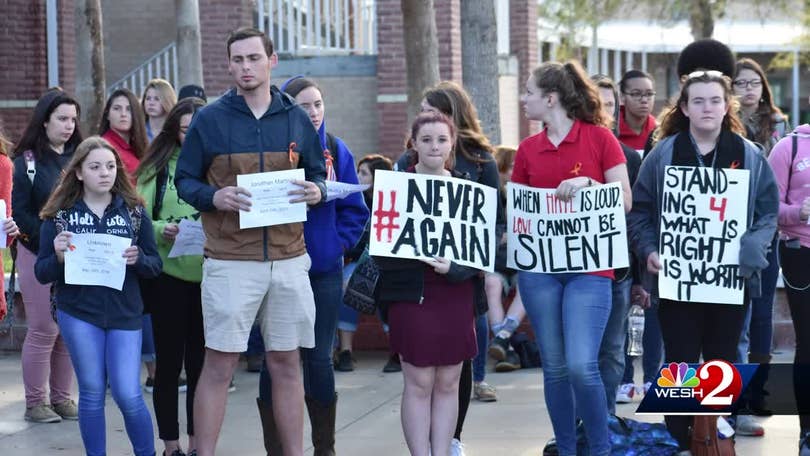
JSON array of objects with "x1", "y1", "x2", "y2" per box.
[{"x1": 638, "y1": 359, "x2": 744, "y2": 414}]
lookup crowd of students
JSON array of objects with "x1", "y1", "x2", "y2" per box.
[{"x1": 0, "y1": 27, "x2": 808, "y2": 456}]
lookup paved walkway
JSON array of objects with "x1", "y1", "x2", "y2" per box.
[{"x1": 0, "y1": 350, "x2": 800, "y2": 455}]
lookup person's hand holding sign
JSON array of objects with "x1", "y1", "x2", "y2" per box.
[
  {"x1": 646, "y1": 251, "x2": 662, "y2": 274},
  {"x1": 54, "y1": 231, "x2": 73, "y2": 263},
  {"x1": 420, "y1": 256, "x2": 451, "y2": 275},
  {"x1": 555, "y1": 176, "x2": 592, "y2": 202},
  {"x1": 213, "y1": 186, "x2": 252, "y2": 212},
  {"x1": 163, "y1": 223, "x2": 179, "y2": 242},
  {"x1": 288, "y1": 179, "x2": 322, "y2": 206},
  {"x1": 122, "y1": 246, "x2": 140, "y2": 266}
]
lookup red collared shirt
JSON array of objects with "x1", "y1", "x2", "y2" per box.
[
  {"x1": 618, "y1": 106, "x2": 656, "y2": 152},
  {"x1": 511, "y1": 119, "x2": 626, "y2": 279},
  {"x1": 101, "y1": 130, "x2": 141, "y2": 181}
]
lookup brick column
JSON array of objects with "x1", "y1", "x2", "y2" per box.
[
  {"x1": 0, "y1": 1, "x2": 48, "y2": 142},
  {"x1": 375, "y1": 0, "x2": 408, "y2": 160},
  {"x1": 510, "y1": 0, "x2": 538, "y2": 139},
  {"x1": 435, "y1": 0, "x2": 461, "y2": 83},
  {"x1": 199, "y1": 0, "x2": 255, "y2": 96},
  {"x1": 58, "y1": 0, "x2": 77, "y2": 95}
]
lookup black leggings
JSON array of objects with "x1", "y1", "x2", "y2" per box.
[
  {"x1": 658, "y1": 298, "x2": 747, "y2": 449},
  {"x1": 454, "y1": 359, "x2": 472, "y2": 440},
  {"x1": 779, "y1": 241, "x2": 810, "y2": 431},
  {"x1": 149, "y1": 273, "x2": 205, "y2": 440}
]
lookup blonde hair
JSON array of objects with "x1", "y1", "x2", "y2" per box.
[{"x1": 142, "y1": 79, "x2": 177, "y2": 119}]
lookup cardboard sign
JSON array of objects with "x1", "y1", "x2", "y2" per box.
[
  {"x1": 506, "y1": 182, "x2": 628, "y2": 273},
  {"x1": 658, "y1": 166, "x2": 750, "y2": 305},
  {"x1": 369, "y1": 171, "x2": 497, "y2": 272}
]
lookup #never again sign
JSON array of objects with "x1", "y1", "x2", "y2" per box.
[
  {"x1": 369, "y1": 171, "x2": 497, "y2": 272},
  {"x1": 506, "y1": 182, "x2": 629, "y2": 273},
  {"x1": 658, "y1": 166, "x2": 750, "y2": 305}
]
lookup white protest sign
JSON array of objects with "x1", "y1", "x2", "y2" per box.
[
  {"x1": 506, "y1": 182, "x2": 628, "y2": 273},
  {"x1": 237, "y1": 169, "x2": 307, "y2": 229},
  {"x1": 167, "y1": 219, "x2": 206, "y2": 258},
  {"x1": 658, "y1": 166, "x2": 750, "y2": 305},
  {"x1": 64, "y1": 233, "x2": 132, "y2": 290},
  {"x1": 369, "y1": 170, "x2": 497, "y2": 272}
]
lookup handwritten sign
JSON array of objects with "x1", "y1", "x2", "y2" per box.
[
  {"x1": 506, "y1": 182, "x2": 628, "y2": 273},
  {"x1": 236, "y1": 169, "x2": 307, "y2": 229},
  {"x1": 64, "y1": 233, "x2": 132, "y2": 290},
  {"x1": 658, "y1": 166, "x2": 750, "y2": 305},
  {"x1": 369, "y1": 171, "x2": 497, "y2": 272}
]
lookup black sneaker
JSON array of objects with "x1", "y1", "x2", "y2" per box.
[
  {"x1": 382, "y1": 353, "x2": 402, "y2": 373},
  {"x1": 488, "y1": 335, "x2": 509, "y2": 361},
  {"x1": 335, "y1": 350, "x2": 354, "y2": 372},
  {"x1": 228, "y1": 378, "x2": 236, "y2": 393},
  {"x1": 495, "y1": 350, "x2": 521, "y2": 372},
  {"x1": 144, "y1": 377, "x2": 154, "y2": 394}
]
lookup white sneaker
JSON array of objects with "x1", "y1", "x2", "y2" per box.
[
  {"x1": 735, "y1": 415, "x2": 764, "y2": 437},
  {"x1": 450, "y1": 438, "x2": 466, "y2": 456},
  {"x1": 615, "y1": 383, "x2": 636, "y2": 403}
]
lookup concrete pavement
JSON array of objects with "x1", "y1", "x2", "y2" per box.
[{"x1": 0, "y1": 350, "x2": 801, "y2": 455}]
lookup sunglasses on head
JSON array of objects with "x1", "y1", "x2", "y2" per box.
[{"x1": 687, "y1": 70, "x2": 725, "y2": 80}]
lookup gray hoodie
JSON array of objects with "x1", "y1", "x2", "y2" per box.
[{"x1": 627, "y1": 132, "x2": 779, "y2": 298}]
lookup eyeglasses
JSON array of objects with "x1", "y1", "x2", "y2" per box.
[
  {"x1": 687, "y1": 70, "x2": 724, "y2": 80},
  {"x1": 733, "y1": 79, "x2": 763, "y2": 89},
  {"x1": 623, "y1": 91, "x2": 656, "y2": 101}
]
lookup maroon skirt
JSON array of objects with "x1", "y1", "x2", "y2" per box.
[{"x1": 387, "y1": 268, "x2": 477, "y2": 367}]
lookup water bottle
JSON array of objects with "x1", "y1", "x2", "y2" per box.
[{"x1": 627, "y1": 304, "x2": 645, "y2": 357}]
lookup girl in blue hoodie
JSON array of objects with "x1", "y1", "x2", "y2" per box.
[
  {"x1": 35, "y1": 136, "x2": 162, "y2": 456},
  {"x1": 257, "y1": 77, "x2": 368, "y2": 455}
]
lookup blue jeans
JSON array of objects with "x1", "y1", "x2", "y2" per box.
[
  {"x1": 260, "y1": 268, "x2": 343, "y2": 405},
  {"x1": 737, "y1": 236, "x2": 779, "y2": 362},
  {"x1": 518, "y1": 272, "x2": 611, "y2": 456},
  {"x1": 57, "y1": 310, "x2": 155, "y2": 456},
  {"x1": 473, "y1": 314, "x2": 489, "y2": 383},
  {"x1": 621, "y1": 295, "x2": 664, "y2": 386},
  {"x1": 598, "y1": 276, "x2": 632, "y2": 414}
]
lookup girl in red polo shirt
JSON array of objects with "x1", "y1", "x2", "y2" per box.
[{"x1": 512, "y1": 61, "x2": 631, "y2": 456}]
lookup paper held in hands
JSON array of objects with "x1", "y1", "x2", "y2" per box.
[
  {"x1": 325, "y1": 181, "x2": 370, "y2": 202},
  {"x1": 167, "y1": 219, "x2": 206, "y2": 258},
  {"x1": 64, "y1": 233, "x2": 132, "y2": 290},
  {"x1": 237, "y1": 169, "x2": 307, "y2": 229}
]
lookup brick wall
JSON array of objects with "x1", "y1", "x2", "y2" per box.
[
  {"x1": 509, "y1": 0, "x2": 538, "y2": 138},
  {"x1": 199, "y1": 0, "x2": 255, "y2": 97},
  {"x1": 0, "y1": 0, "x2": 76, "y2": 143},
  {"x1": 375, "y1": 0, "x2": 408, "y2": 160},
  {"x1": 101, "y1": 0, "x2": 176, "y2": 85},
  {"x1": 435, "y1": 0, "x2": 461, "y2": 83}
]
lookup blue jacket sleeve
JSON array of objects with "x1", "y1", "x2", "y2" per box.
[
  {"x1": 34, "y1": 218, "x2": 62, "y2": 284},
  {"x1": 334, "y1": 139, "x2": 369, "y2": 251},
  {"x1": 133, "y1": 212, "x2": 163, "y2": 279},
  {"x1": 175, "y1": 115, "x2": 217, "y2": 212},
  {"x1": 295, "y1": 113, "x2": 327, "y2": 195}
]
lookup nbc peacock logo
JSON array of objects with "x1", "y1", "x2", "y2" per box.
[
  {"x1": 652, "y1": 360, "x2": 743, "y2": 408},
  {"x1": 657, "y1": 362, "x2": 700, "y2": 388}
]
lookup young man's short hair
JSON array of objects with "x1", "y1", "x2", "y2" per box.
[{"x1": 226, "y1": 27, "x2": 274, "y2": 58}]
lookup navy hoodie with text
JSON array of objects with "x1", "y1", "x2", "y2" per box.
[{"x1": 35, "y1": 196, "x2": 162, "y2": 330}]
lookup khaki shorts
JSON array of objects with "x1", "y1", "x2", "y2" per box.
[{"x1": 201, "y1": 254, "x2": 316, "y2": 353}]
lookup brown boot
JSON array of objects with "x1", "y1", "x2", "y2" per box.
[
  {"x1": 305, "y1": 394, "x2": 337, "y2": 456},
  {"x1": 256, "y1": 397, "x2": 283, "y2": 455}
]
